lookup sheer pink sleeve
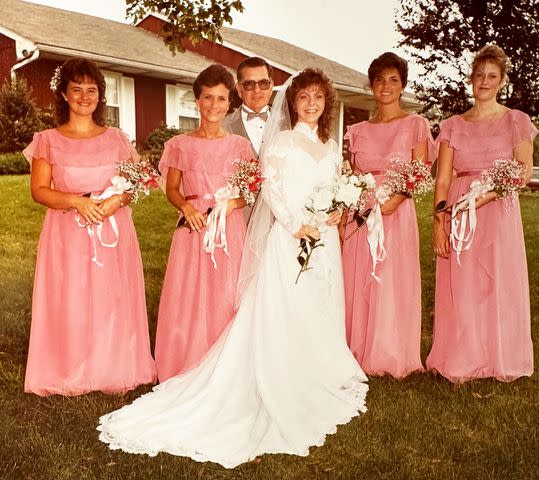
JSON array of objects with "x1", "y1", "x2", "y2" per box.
[
  {"x1": 411, "y1": 115, "x2": 435, "y2": 162},
  {"x1": 158, "y1": 136, "x2": 187, "y2": 184},
  {"x1": 435, "y1": 117, "x2": 456, "y2": 150},
  {"x1": 22, "y1": 131, "x2": 50, "y2": 165},
  {"x1": 509, "y1": 110, "x2": 538, "y2": 148},
  {"x1": 114, "y1": 128, "x2": 140, "y2": 163},
  {"x1": 344, "y1": 123, "x2": 362, "y2": 153}
]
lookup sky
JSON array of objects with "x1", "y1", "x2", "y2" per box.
[{"x1": 24, "y1": 0, "x2": 407, "y2": 76}]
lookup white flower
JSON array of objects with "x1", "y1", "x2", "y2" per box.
[
  {"x1": 363, "y1": 173, "x2": 376, "y2": 189},
  {"x1": 309, "y1": 185, "x2": 334, "y2": 211},
  {"x1": 376, "y1": 183, "x2": 392, "y2": 204},
  {"x1": 335, "y1": 182, "x2": 361, "y2": 207},
  {"x1": 110, "y1": 175, "x2": 133, "y2": 192},
  {"x1": 348, "y1": 174, "x2": 360, "y2": 185}
]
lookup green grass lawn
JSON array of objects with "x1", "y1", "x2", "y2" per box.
[{"x1": 0, "y1": 175, "x2": 537, "y2": 480}]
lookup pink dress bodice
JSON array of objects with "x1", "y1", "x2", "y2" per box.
[
  {"x1": 345, "y1": 114, "x2": 432, "y2": 172},
  {"x1": 158, "y1": 134, "x2": 254, "y2": 198},
  {"x1": 438, "y1": 109, "x2": 537, "y2": 173},
  {"x1": 24, "y1": 127, "x2": 137, "y2": 193}
]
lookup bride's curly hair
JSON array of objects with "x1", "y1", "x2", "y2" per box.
[{"x1": 286, "y1": 68, "x2": 336, "y2": 143}]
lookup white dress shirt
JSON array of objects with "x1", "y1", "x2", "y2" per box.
[{"x1": 241, "y1": 105, "x2": 270, "y2": 154}]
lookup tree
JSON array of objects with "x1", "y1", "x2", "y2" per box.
[
  {"x1": 0, "y1": 79, "x2": 43, "y2": 153},
  {"x1": 396, "y1": 0, "x2": 539, "y2": 121},
  {"x1": 127, "y1": 0, "x2": 244, "y2": 55}
]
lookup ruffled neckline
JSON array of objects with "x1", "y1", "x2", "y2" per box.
[
  {"x1": 52, "y1": 127, "x2": 112, "y2": 141},
  {"x1": 294, "y1": 122, "x2": 319, "y2": 143},
  {"x1": 455, "y1": 109, "x2": 511, "y2": 124}
]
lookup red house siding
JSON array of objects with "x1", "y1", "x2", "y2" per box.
[
  {"x1": 18, "y1": 58, "x2": 60, "y2": 107},
  {"x1": 134, "y1": 75, "x2": 167, "y2": 143},
  {"x1": 0, "y1": 35, "x2": 17, "y2": 85}
]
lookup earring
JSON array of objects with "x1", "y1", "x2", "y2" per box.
[{"x1": 61, "y1": 93, "x2": 68, "y2": 101}]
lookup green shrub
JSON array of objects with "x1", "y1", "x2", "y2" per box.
[
  {"x1": 38, "y1": 104, "x2": 56, "y2": 130},
  {"x1": 0, "y1": 79, "x2": 44, "y2": 154},
  {"x1": 142, "y1": 124, "x2": 184, "y2": 169},
  {"x1": 0, "y1": 152, "x2": 29, "y2": 175}
]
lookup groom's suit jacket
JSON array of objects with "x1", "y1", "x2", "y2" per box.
[{"x1": 222, "y1": 108, "x2": 249, "y2": 140}]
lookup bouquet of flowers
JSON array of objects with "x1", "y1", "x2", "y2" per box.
[
  {"x1": 67, "y1": 159, "x2": 160, "y2": 267},
  {"x1": 296, "y1": 172, "x2": 375, "y2": 283},
  {"x1": 376, "y1": 156, "x2": 434, "y2": 205},
  {"x1": 447, "y1": 158, "x2": 526, "y2": 263},
  {"x1": 177, "y1": 158, "x2": 262, "y2": 268},
  {"x1": 177, "y1": 159, "x2": 263, "y2": 230},
  {"x1": 227, "y1": 159, "x2": 265, "y2": 206},
  {"x1": 115, "y1": 159, "x2": 160, "y2": 203}
]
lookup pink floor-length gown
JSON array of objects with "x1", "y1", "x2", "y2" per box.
[
  {"x1": 155, "y1": 134, "x2": 252, "y2": 382},
  {"x1": 23, "y1": 128, "x2": 157, "y2": 396},
  {"x1": 343, "y1": 114, "x2": 433, "y2": 378},
  {"x1": 426, "y1": 110, "x2": 536, "y2": 383}
]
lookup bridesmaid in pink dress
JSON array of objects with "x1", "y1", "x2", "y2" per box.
[
  {"x1": 24, "y1": 58, "x2": 156, "y2": 396},
  {"x1": 340, "y1": 53, "x2": 432, "y2": 378},
  {"x1": 428, "y1": 46, "x2": 536, "y2": 383},
  {"x1": 155, "y1": 65, "x2": 253, "y2": 382}
]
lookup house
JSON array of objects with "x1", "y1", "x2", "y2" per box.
[{"x1": 0, "y1": 0, "x2": 421, "y2": 150}]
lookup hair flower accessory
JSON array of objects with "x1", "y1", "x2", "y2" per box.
[{"x1": 49, "y1": 66, "x2": 62, "y2": 92}]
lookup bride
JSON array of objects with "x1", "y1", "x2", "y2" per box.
[{"x1": 98, "y1": 67, "x2": 368, "y2": 468}]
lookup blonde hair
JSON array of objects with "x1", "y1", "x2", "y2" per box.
[{"x1": 471, "y1": 45, "x2": 511, "y2": 85}]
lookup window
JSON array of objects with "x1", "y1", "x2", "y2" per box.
[
  {"x1": 102, "y1": 71, "x2": 136, "y2": 142},
  {"x1": 166, "y1": 84, "x2": 199, "y2": 131},
  {"x1": 104, "y1": 73, "x2": 120, "y2": 127}
]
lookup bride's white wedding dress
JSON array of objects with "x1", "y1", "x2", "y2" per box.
[{"x1": 98, "y1": 123, "x2": 368, "y2": 468}]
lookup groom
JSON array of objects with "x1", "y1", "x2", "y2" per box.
[{"x1": 223, "y1": 57, "x2": 274, "y2": 156}]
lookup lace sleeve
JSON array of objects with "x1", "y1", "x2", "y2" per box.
[{"x1": 261, "y1": 132, "x2": 303, "y2": 235}]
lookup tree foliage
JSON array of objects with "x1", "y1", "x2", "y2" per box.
[
  {"x1": 396, "y1": 0, "x2": 539, "y2": 120},
  {"x1": 0, "y1": 79, "x2": 44, "y2": 154},
  {"x1": 127, "y1": 0, "x2": 244, "y2": 55}
]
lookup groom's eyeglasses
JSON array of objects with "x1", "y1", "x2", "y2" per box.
[{"x1": 239, "y1": 79, "x2": 272, "y2": 91}]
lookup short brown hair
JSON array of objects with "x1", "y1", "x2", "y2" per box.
[
  {"x1": 193, "y1": 64, "x2": 235, "y2": 99},
  {"x1": 237, "y1": 57, "x2": 273, "y2": 82},
  {"x1": 55, "y1": 58, "x2": 106, "y2": 126},
  {"x1": 286, "y1": 68, "x2": 336, "y2": 143},
  {"x1": 368, "y1": 52, "x2": 408, "y2": 87},
  {"x1": 471, "y1": 45, "x2": 511, "y2": 83}
]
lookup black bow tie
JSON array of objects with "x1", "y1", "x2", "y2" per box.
[{"x1": 243, "y1": 108, "x2": 269, "y2": 122}]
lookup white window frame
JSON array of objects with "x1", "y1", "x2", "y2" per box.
[
  {"x1": 103, "y1": 70, "x2": 136, "y2": 142},
  {"x1": 166, "y1": 84, "x2": 199, "y2": 131}
]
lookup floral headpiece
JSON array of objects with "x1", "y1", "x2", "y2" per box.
[{"x1": 50, "y1": 66, "x2": 62, "y2": 93}]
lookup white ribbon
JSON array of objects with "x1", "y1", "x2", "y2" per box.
[
  {"x1": 366, "y1": 202, "x2": 387, "y2": 282},
  {"x1": 450, "y1": 179, "x2": 493, "y2": 265},
  {"x1": 75, "y1": 175, "x2": 132, "y2": 266},
  {"x1": 203, "y1": 184, "x2": 240, "y2": 269}
]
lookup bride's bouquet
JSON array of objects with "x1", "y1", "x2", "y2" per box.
[
  {"x1": 296, "y1": 172, "x2": 374, "y2": 283},
  {"x1": 445, "y1": 158, "x2": 526, "y2": 263},
  {"x1": 178, "y1": 159, "x2": 263, "y2": 268}
]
